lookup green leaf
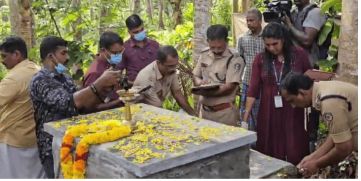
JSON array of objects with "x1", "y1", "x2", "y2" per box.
[
  {"x1": 332, "y1": 23, "x2": 340, "y2": 39},
  {"x1": 317, "y1": 59, "x2": 338, "y2": 72},
  {"x1": 321, "y1": 0, "x2": 342, "y2": 13},
  {"x1": 318, "y1": 20, "x2": 333, "y2": 45},
  {"x1": 61, "y1": 13, "x2": 79, "y2": 26}
]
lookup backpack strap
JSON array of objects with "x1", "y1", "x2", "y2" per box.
[
  {"x1": 301, "y1": 4, "x2": 318, "y2": 25},
  {"x1": 320, "y1": 95, "x2": 352, "y2": 111}
]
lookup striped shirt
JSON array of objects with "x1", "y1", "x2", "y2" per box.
[{"x1": 237, "y1": 30, "x2": 264, "y2": 85}]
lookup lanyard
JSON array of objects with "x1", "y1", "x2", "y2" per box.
[{"x1": 272, "y1": 61, "x2": 284, "y2": 95}]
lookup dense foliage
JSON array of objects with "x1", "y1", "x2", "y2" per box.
[{"x1": 0, "y1": 0, "x2": 357, "y2": 179}]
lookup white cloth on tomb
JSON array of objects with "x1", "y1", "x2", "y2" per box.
[{"x1": 0, "y1": 143, "x2": 47, "y2": 178}]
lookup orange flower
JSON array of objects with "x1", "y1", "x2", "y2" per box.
[
  {"x1": 73, "y1": 160, "x2": 86, "y2": 172},
  {"x1": 60, "y1": 120, "x2": 132, "y2": 178},
  {"x1": 62, "y1": 134, "x2": 74, "y2": 144},
  {"x1": 76, "y1": 142, "x2": 89, "y2": 156},
  {"x1": 60, "y1": 147, "x2": 70, "y2": 158}
]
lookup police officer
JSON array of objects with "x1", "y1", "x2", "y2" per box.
[
  {"x1": 280, "y1": 72, "x2": 357, "y2": 177},
  {"x1": 192, "y1": 24, "x2": 245, "y2": 126},
  {"x1": 132, "y1": 45, "x2": 197, "y2": 116}
]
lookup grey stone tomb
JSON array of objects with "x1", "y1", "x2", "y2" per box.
[{"x1": 45, "y1": 103, "x2": 257, "y2": 178}]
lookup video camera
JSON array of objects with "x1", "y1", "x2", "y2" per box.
[{"x1": 263, "y1": 0, "x2": 293, "y2": 23}]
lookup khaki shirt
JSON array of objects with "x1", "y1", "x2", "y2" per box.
[
  {"x1": 133, "y1": 61, "x2": 181, "y2": 107},
  {"x1": 193, "y1": 48, "x2": 245, "y2": 106},
  {"x1": 312, "y1": 81, "x2": 358, "y2": 150},
  {"x1": 0, "y1": 60, "x2": 40, "y2": 148}
]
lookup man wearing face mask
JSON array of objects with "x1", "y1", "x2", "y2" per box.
[
  {"x1": 119, "y1": 14, "x2": 160, "y2": 85},
  {"x1": 83, "y1": 31, "x2": 125, "y2": 112},
  {"x1": 30, "y1": 36, "x2": 122, "y2": 178},
  {"x1": 192, "y1": 25, "x2": 245, "y2": 126},
  {"x1": 132, "y1": 45, "x2": 196, "y2": 116}
]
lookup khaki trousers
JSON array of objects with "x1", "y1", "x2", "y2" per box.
[{"x1": 200, "y1": 104, "x2": 240, "y2": 127}]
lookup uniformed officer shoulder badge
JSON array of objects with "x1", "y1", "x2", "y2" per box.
[
  {"x1": 234, "y1": 63, "x2": 241, "y2": 72},
  {"x1": 322, "y1": 112, "x2": 333, "y2": 122}
]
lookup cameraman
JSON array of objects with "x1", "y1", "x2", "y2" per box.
[{"x1": 283, "y1": 0, "x2": 326, "y2": 67}]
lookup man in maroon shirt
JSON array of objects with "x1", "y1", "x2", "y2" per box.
[
  {"x1": 83, "y1": 31, "x2": 125, "y2": 112},
  {"x1": 119, "y1": 14, "x2": 160, "y2": 84}
]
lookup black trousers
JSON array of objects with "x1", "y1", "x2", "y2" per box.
[
  {"x1": 42, "y1": 156, "x2": 55, "y2": 178},
  {"x1": 308, "y1": 108, "x2": 320, "y2": 152}
]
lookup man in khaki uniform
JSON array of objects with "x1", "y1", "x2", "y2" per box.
[
  {"x1": 133, "y1": 45, "x2": 196, "y2": 116},
  {"x1": 192, "y1": 25, "x2": 245, "y2": 126},
  {"x1": 280, "y1": 72, "x2": 357, "y2": 177}
]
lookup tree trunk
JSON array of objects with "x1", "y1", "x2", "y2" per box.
[
  {"x1": 133, "y1": 0, "x2": 141, "y2": 15},
  {"x1": 9, "y1": 0, "x2": 35, "y2": 49},
  {"x1": 193, "y1": 0, "x2": 211, "y2": 64},
  {"x1": 99, "y1": 3, "x2": 109, "y2": 36},
  {"x1": 171, "y1": 0, "x2": 182, "y2": 28},
  {"x1": 146, "y1": 0, "x2": 153, "y2": 22},
  {"x1": 71, "y1": 0, "x2": 82, "y2": 41},
  {"x1": 233, "y1": 0, "x2": 239, "y2": 13},
  {"x1": 193, "y1": 0, "x2": 211, "y2": 112},
  {"x1": 336, "y1": 0, "x2": 358, "y2": 85},
  {"x1": 158, "y1": 0, "x2": 165, "y2": 29},
  {"x1": 241, "y1": 0, "x2": 250, "y2": 13}
]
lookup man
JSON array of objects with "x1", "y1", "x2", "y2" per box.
[
  {"x1": 30, "y1": 36, "x2": 122, "y2": 178},
  {"x1": 237, "y1": 8, "x2": 264, "y2": 130},
  {"x1": 283, "y1": 0, "x2": 327, "y2": 67},
  {"x1": 83, "y1": 31, "x2": 125, "y2": 112},
  {"x1": 193, "y1": 25, "x2": 245, "y2": 126},
  {"x1": 280, "y1": 72, "x2": 357, "y2": 177},
  {"x1": 0, "y1": 36, "x2": 45, "y2": 178},
  {"x1": 132, "y1": 45, "x2": 196, "y2": 116},
  {"x1": 284, "y1": 0, "x2": 327, "y2": 151},
  {"x1": 119, "y1": 14, "x2": 160, "y2": 84}
]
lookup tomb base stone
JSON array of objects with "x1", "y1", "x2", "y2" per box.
[{"x1": 46, "y1": 103, "x2": 257, "y2": 178}]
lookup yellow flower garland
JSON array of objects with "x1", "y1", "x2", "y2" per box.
[{"x1": 60, "y1": 120, "x2": 131, "y2": 179}]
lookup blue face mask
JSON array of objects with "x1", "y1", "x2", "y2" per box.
[
  {"x1": 55, "y1": 63, "x2": 68, "y2": 74},
  {"x1": 108, "y1": 53, "x2": 122, "y2": 65},
  {"x1": 134, "y1": 30, "x2": 146, "y2": 41},
  {"x1": 51, "y1": 54, "x2": 68, "y2": 74}
]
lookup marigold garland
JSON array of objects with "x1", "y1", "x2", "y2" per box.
[{"x1": 60, "y1": 120, "x2": 131, "y2": 179}]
